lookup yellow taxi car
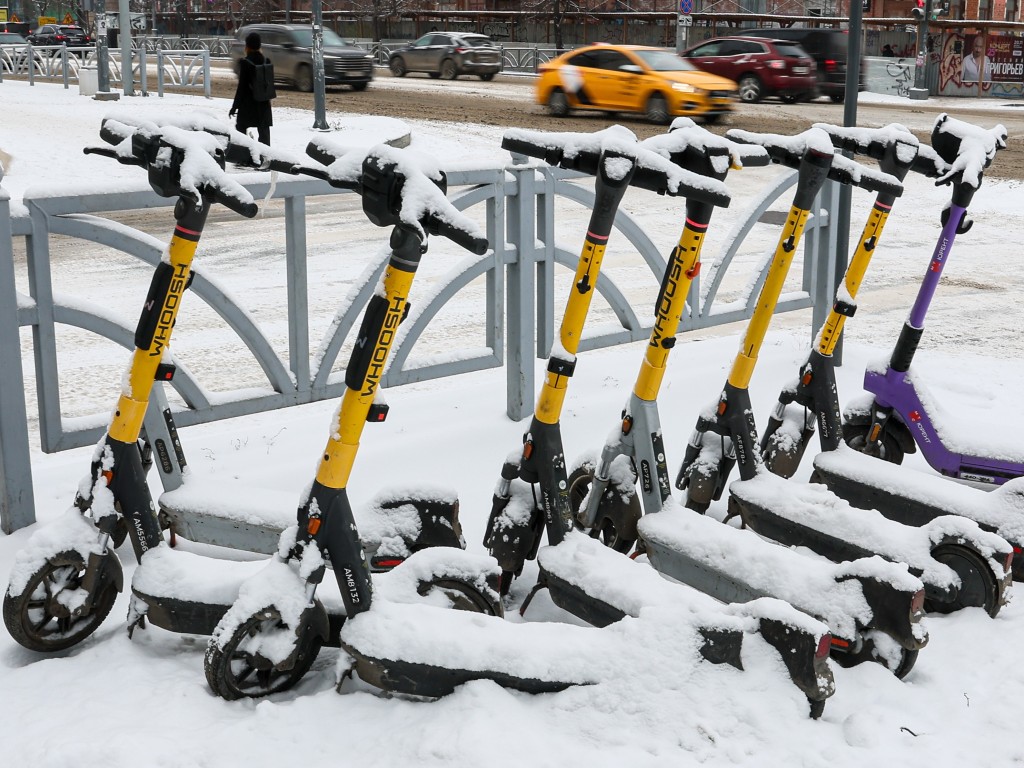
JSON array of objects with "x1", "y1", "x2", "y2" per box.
[{"x1": 536, "y1": 43, "x2": 738, "y2": 124}]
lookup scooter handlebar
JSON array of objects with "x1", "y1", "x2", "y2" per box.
[
  {"x1": 83, "y1": 145, "x2": 144, "y2": 166},
  {"x1": 501, "y1": 134, "x2": 730, "y2": 206},
  {"x1": 728, "y1": 127, "x2": 903, "y2": 198},
  {"x1": 204, "y1": 183, "x2": 260, "y2": 219},
  {"x1": 812, "y1": 123, "x2": 950, "y2": 180}
]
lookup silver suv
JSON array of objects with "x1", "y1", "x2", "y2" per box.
[
  {"x1": 388, "y1": 32, "x2": 501, "y2": 81},
  {"x1": 230, "y1": 24, "x2": 373, "y2": 92}
]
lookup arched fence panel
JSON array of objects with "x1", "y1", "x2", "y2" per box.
[{"x1": 0, "y1": 162, "x2": 836, "y2": 532}]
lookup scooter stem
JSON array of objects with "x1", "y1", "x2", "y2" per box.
[
  {"x1": 108, "y1": 198, "x2": 210, "y2": 445},
  {"x1": 906, "y1": 203, "x2": 966, "y2": 332}
]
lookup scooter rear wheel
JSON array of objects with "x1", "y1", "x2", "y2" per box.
[
  {"x1": 3, "y1": 550, "x2": 121, "y2": 652},
  {"x1": 567, "y1": 462, "x2": 640, "y2": 553},
  {"x1": 205, "y1": 605, "x2": 324, "y2": 701},
  {"x1": 421, "y1": 578, "x2": 503, "y2": 617},
  {"x1": 832, "y1": 637, "x2": 918, "y2": 679},
  {"x1": 927, "y1": 544, "x2": 1000, "y2": 618},
  {"x1": 843, "y1": 424, "x2": 905, "y2": 465}
]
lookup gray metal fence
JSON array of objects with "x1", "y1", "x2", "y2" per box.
[
  {"x1": 0, "y1": 43, "x2": 211, "y2": 96},
  {"x1": 0, "y1": 162, "x2": 839, "y2": 532}
]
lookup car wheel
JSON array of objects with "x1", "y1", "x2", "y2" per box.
[
  {"x1": 703, "y1": 113, "x2": 723, "y2": 125},
  {"x1": 547, "y1": 87, "x2": 570, "y2": 117},
  {"x1": 480, "y1": 72, "x2": 495, "y2": 81},
  {"x1": 780, "y1": 94, "x2": 798, "y2": 104},
  {"x1": 738, "y1": 75, "x2": 763, "y2": 103},
  {"x1": 644, "y1": 93, "x2": 669, "y2": 124},
  {"x1": 389, "y1": 57, "x2": 407, "y2": 77},
  {"x1": 428, "y1": 72, "x2": 440, "y2": 79},
  {"x1": 294, "y1": 64, "x2": 313, "y2": 92},
  {"x1": 440, "y1": 59, "x2": 458, "y2": 80},
  {"x1": 351, "y1": 82, "x2": 368, "y2": 92},
  {"x1": 830, "y1": 93, "x2": 845, "y2": 103}
]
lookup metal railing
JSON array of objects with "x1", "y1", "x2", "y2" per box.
[
  {"x1": 0, "y1": 43, "x2": 211, "y2": 96},
  {"x1": 0, "y1": 161, "x2": 839, "y2": 532}
]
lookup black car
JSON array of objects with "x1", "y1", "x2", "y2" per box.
[
  {"x1": 231, "y1": 24, "x2": 374, "y2": 92},
  {"x1": 27, "y1": 24, "x2": 91, "y2": 47},
  {"x1": 743, "y1": 28, "x2": 852, "y2": 102},
  {"x1": 388, "y1": 32, "x2": 502, "y2": 81},
  {"x1": 0, "y1": 21, "x2": 31, "y2": 37}
]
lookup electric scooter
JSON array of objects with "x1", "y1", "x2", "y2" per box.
[
  {"x1": 484, "y1": 124, "x2": 842, "y2": 717},
  {"x1": 671, "y1": 121, "x2": 1013, "y2": 619},
  {"x1": 3, "y1": 117, "x2": 269, "y2": 653},
  {"x1": 841, "y1": 116, "x2": 1013, "y2": 488},
  {"x1": 563, "y1": 122, "x2": 930, "y2": 679}
]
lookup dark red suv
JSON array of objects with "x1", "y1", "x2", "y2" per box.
[{"x1": 680, "y1": 36, "x2": 817, "y2": 104}]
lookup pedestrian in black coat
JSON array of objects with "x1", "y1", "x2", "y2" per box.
[{"x1": 230, "y1": 32, "x2": 273, "y2": 145}]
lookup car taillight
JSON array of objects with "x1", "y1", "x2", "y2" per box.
[
  {"x1": 455, "y1": 46, "x2": 467, "y2": 53},
  {"x1": 910, "y1": 588, "x2": 926, "y2": 616},
  {"x1": 55, "y1": 35, "x2": 66, "y2": 41},
  {"x1": 767, "y1": 59, "x2": 785, "y2": 70},
  {"x1": 815, "y1": 634, "x2": 831, "y2": 660},
  {"x1": 824, "y1": 58, "x2": 838, "y2": 72}
]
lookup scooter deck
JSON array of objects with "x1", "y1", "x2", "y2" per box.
[
  {"x1": 341, "y1": 600, "x2": 600, "y2": 696},
  {"x1": 160, "y1": 477, "x2": 462, "y2": 560},
  {"x1": 729, "y1": 470, "x2": 1012, "y2": 611},
  {"x1": 637, "y1": 502, "x2": 927, "y2": 650},
  {"x1": 537, "y1": 533, "x2": 834, "y2": 706},
  {"x1": 813, "y1": 447, "x2": 1024, "y2": 581}
]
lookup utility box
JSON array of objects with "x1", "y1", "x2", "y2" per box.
[{"x1": 79, "y1": 65, "x2": 98, "y2": 96}]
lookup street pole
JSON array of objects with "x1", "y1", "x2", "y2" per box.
[
  {"x1": 832, "y1": 0, "x2": 864, "y2": 365},
  {"x1": 96, "y1": 12, "x2": 110, "y2": 92},
  {"x1": 909, "y1": 0, "x2": 931, "y2": 99},
  {"x1": 311, "y1": 0, "x2": 328, "y2": 131},
  {"x1": 118, "y1": 0, "x2": 132, "y2": 95}
]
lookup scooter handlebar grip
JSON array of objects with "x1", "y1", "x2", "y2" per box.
[
  {"x1": 206, "y1": 185, "x2": 259, "y2": 219},
  {"x1": 501, "y1": 136, "x2": 604, "y2": 176},
  {"x1": 83, "y1": 145, "x2": 145, "y2": 166},
  {"x1": 424, "y1": 216, "x2": 489, "y2": 255}
]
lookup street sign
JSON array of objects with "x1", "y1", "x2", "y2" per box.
[
  {"x1": 63, "y1": 13, "x2": 74, "y2": 24},
  {"x1": 680, "y1": 0, "x2": 694, "y2": 13},
  {"x1": 680, "y1": 14, "x2": 694, "y2": 26}
]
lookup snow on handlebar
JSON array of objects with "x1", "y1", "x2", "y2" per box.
[
  {"x1": 501, "y1": 124, "x2": 732, "y2": 208},
  {"x1": 87, "y1": 117, "x2": 260, "y2": 219},
  {"x1": 727, "y1": 126, "x2": 904, "y2": 198},
  {"x1": 931, "y1": 113, "x2": 1007, "y2": 192},
  {"x1": 303, "y1": 137, "x2": 489, "y2": 255},
  {"x1": 812, "y1": 122, "x2": 949, "y2": 180}
]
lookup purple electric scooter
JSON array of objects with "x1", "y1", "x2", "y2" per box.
[{"x1": 842, "y1": 115, "x2": 1011, "y2": 486}]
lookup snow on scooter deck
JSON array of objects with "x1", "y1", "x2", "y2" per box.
[
  {"x1": 637, "y1": 498, "x2": 928, "y2": 651},
  {"x1": 728, "y1": 467, "x2": 1013, "y2": 612},
  {"x1": 812, "y1": 444, "x2": 1024, "y2": 579}
]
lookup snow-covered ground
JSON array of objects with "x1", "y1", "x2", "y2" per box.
[{"x1": 3, "y1": 80, "x2": 1024, "y2": 767}]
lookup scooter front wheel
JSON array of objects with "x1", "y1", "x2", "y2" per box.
[
  {"x1": 205, "y1": 605, "x2": 324, "y2": 701},
  {"x1": 3, "y1": 550, "x2": 121, "y2": 652},
  {"x1": 926, "y1": 544, "x2": 1001, "y2": 618},
  {"x1": 843, "y1": 424, "x2": 905, "y2": 465},
  {"x1": 567, "y1": 462, "x2": 640, "y2": 554},
  {"x1": 683, "y1": 465, "x2": 720, "y2": 514}
]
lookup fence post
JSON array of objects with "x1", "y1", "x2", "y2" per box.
[
  {"x1": 0, "y1": 175, "x2": 36, "y2": 532},
  {"x1": 809, "y1": 180, "x2": 840, "y2": 358},
  {"x1": 505, "y1": 164, "x2": 537, "y2": 421},
  {"x1": 203, "y1": 49, "x2": 211, "y2": 98}
]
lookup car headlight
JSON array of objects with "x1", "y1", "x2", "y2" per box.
[
  {"x1": 364, "y1": 54, "x2": 373, "y2": 59},
  {"x1": 672, "y1": 82, "x2": 705, "y2": 95}
]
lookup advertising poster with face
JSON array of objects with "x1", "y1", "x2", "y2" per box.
[{"x1": 961, "y1": 34, "x2": 1024, "y2": 84}]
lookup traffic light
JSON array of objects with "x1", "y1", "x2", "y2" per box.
[
  {"x1": 932, "y1": 0, "x2": 950, "y2": 17},
  {"x1": 911, "y1": 0, "x2": 925, "y2": 18},
  {"x1": 862, "y1": 0, "x2": 871, "y2": 10}
]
